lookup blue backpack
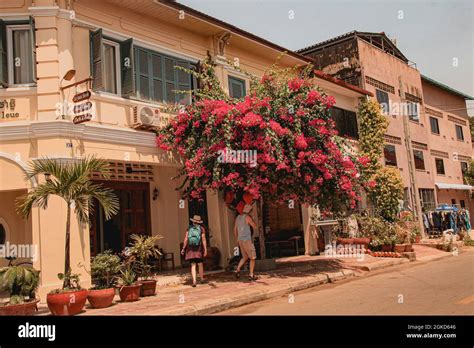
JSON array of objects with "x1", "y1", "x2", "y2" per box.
[{"x1": 188, "y1": 225, "x2": 202, "y2": 246}]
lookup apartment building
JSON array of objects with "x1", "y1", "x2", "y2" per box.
[
  {"x1": 0, "y1": 0, "x2": 371, "y2": 297},
  {"x1": 298, "y1": 31, "x2": 473, "y2": 221}
]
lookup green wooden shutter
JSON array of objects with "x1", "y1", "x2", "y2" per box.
[
  {"x1": 175, "y1": 60, "x2": 191, "y2": 104},
  {"x1": 90, "y1": 29, "x2": 104, "y2": 91},
  {"x1": 0, "y1": 20, "x2": 7, "y2": 87},
  {"x1": 120, "y1": 38, "x2": 135, "y2": 97},
  {"x1": 29, "y1": 16, "x2": 36, "y2": 83}
]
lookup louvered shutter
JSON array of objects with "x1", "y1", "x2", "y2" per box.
[
  {"x1": 29, "y1": 16, "x2": 36, "y2": 82},
  {"x1": 120, "y1": 38, "x2": 135, "y2": 97},
  {"x1": 90, "y1": 29, "x2": 104, "y2": 91},
  {"x1": 0, "y1": 20, "x2": 7, "y2": 87}
]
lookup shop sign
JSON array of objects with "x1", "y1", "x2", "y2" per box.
[
  {"x1": 0, "y1": 99, "x2": 19, "y2": 120},
  {"x1": 73, "y1": 91, "x2": 91, "y2": 103},
  {"x1": 73, "y1": 113, "x2": 93, "y2": 124}
]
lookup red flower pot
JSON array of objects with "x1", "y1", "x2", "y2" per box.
[
  {"x1": 415, "y1": 236, "x2": 421, "y2": 243},
  {"x1": 47, "y1": 289, "x2": 88, "y2": 316},
  {"x1": 87, "y1": 288, "x2": 116, "y2": 309},
  {"x1": 118, "y1": 284, "x2": 141, "y2": 302},
  {"x1": 139, "y1": 280, "x2": 157, "y2": 297},
  {"x1": 353, "y1": 237, "x2": 371, "y2": 248},
  {"x1": 405, "y1": 244, "x2": 413, "y2": 252},
  {"x1": 336, "y1": 238, "x2": 354, "y2": 245},
  {"x1": 394, "y1": 244, "x2": 405, "y2": 253},
  {"x1": 381, "y1": 244, "x2": 393, "y2": 252},
  {"x1": 0, "y1": 299, "x2": 39, "y2": 316}
]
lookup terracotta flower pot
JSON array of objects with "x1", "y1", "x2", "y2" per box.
[
  {"x1": 405, "y1": 244, "x2": 413, "y2": 252},
  {"x1": 139, "y1": 280, "x2": 157, "y2": 297},
  {"x1": 415, "y1": 236, "x2": 421, "y2": 243},
  {"x1": 381, "y1": 244, "x2": 393, "y2": 252},
  {"x1": 0, "y1": 299, "x2": 40, "y2": 316},
  {"x1": 118, "y1": 284, "x2": 141, "y2": 302},
  {"x1": 337, "y1": 238, "x2": 354, "y2": 245},
  {"x1": 47, "y1": 289, "x2": 88, "y2": 316},
  {"x1": 394, "y1": 244, "x2": 406, "y2": 253},
  {"x1": 353, "y1": 238, "x2": 371, "y2": 248},
  {"x1": 87, "y1": 288, "x2": 116, "y2": 308}
]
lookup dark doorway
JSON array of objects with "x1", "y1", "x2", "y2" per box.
[
  {"x1": 188, "y1": 196, "x2": 209, "y2": 243},
  {"x1": 90, "y1": 181, "x2": 151, "y2": 256}
]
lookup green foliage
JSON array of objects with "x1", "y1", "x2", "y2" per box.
[
  {"x1": 464, "y1": 160, "x2": 474, "y2": 186},
  {"x1": 54, "y1": 271, "x2": 81, "y2": 293},
  {"x1": 0, "y1": 266, "x2": 40, "y2": 304},
  {"x1": 16, "y1": 156, "x2": 119, "y2": 223},
  {"x1": 90, "y1": 250, "x2": 121, "y2": 289},
  {"x1": 356, "y1": 215, "x2": 397, "y2": 246},
  {"x1": 357, "y1": 98, "x2": 404, "y2": 221},
  {"x1": 118, "y1": 267, "x2": 136, "y2": 286},
  {"x1": 463, "y1": 233, "x2": 474, "y2": 247},
  {"x1": 357, "y1": 98, "x2": 388, "y2": 180},
  {"x1": 15, "y1": 156, "x2": 119, "y2": 290},
  {"x1": 372, "y1": 167, "x2": 405, "y2": 221},
  {"x1": 129, "y1": 234, "x2": 163, "y2": 280}
]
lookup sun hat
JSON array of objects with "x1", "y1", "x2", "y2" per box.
[{"x1": 190, "y1": 215, "x2": 204, "y2": 224}]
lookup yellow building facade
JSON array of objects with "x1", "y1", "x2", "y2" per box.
[{"x1": 0, "y1": 0, "x2": 370, "y2": 299}]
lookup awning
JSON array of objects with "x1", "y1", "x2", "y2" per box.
[{"x1": 435, "y1": 183, "x2": 474, "y2": 190}]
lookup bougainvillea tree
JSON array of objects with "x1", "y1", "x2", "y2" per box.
[{"x1": 156, "y1": 59, "x2": 370, "y2": 216}]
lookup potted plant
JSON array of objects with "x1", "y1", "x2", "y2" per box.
[
  {"x1": 0, "y1": 265, "x2": 40, "y2": 316},
  {"x1": 117, "y1": 267, "x2": 141, "y2": 302},
  {"x1": 46, "y1": 272, "x2": 88, "y2": 316},
  {"x1": 394, "y1": 225, "x2": 407, "y2": 253},
  {"x1": 87, "y1": 250, "x2": 121, "y2": 309},
  {"x1": 16, "y1": 156, "x2": 119, "y2": 316},
  {"x1": 381, "y1": 224, "x2": 396, "y2": 252},
  {"x1": 128, "y1": 234, "x2": 163, "y2": 297}
]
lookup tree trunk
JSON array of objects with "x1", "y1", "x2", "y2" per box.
[
  {"x1": 257, "y1": 198, "x2": 266, "y2": 259},
  {"x1": 63, "y1": 203, "x2": 71, "y2": 289}
]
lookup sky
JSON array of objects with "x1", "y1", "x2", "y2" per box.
[{"x1": 181, "y1": 0, "x2": 474, "y2": 115}]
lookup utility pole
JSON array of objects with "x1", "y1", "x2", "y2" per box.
[{"x1": 399, "y1": 77, "x2": 427, "y2": 238}]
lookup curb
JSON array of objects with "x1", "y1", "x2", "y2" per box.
[
  {"x1": 352, "y1": 258, "x2": 409, "y2": 272},
  {"x1": 416, "y1": 252, "x2": 453, "y2": 263}
]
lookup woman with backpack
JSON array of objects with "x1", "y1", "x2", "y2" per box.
[{"x1": 181, "y1": 215, "x2": 208, "y2": 287}]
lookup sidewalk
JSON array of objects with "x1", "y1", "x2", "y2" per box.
[{"x1": 36, "y1": 244, "x2": 460, "y2": 316}]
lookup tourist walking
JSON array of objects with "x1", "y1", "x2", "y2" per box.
[
  {"x1": 234, "y1": 204, "x2": 258, "y2": 281},
  {"x1": 181, "y1": 215, "x2": 208, "y2": 287}
]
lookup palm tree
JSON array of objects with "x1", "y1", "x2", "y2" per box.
[{"x1": 16, "y1": 156, "x2": 119, "y2": 289}]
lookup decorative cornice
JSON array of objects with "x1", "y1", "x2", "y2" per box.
[
  {"x1": 27, "y1": 6, "x2": 60, "y2": 17},
  {"x1": 0, "y1": 120, "x2": 157, "y2": 148}
]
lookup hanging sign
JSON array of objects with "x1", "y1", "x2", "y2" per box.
[
  {"x1": 73, "y1": 91, "x2": 91, "y2": 103},
  {"x1": 73, "y1": 101, "x2": 93, "y2": 114},
  {"x1": 73, "y1": 113, "x2": 93, "y2": 124}
]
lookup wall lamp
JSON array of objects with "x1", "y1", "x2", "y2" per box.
[{"x1": 153, "y1": 188, "x2": 159, "y2": 200}]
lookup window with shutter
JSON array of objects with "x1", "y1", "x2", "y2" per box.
[
  {"x1": 228, "y1": 76, "x2": 246, "y2": 99},
  {"x1": 384, "y1": 145, "x2": 397, "y2": 166},
  {"x1": 133, "y1": 46, "x2": 192, "y2": 104},
  {"x1": 376, "y1": 89, "x2": 390, "y2": 114},
  {"x1": 330, "y1": 107, "x2": 358, "y2": 139}
]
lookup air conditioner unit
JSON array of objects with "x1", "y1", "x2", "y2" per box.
[{"x1": 132, "y1": 105, "x2": 161, "y2": 127}]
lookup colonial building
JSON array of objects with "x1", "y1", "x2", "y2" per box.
[
  {"x1": 0, "y1": 0, "x2": 370, "y2": 298},
  {"x1": 298, "y1": 31, "x2": 473, "y2": 222}
]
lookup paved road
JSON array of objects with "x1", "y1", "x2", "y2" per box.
[{"x1": 217, "y1": 249, "x2": 474, "y2": 315}]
